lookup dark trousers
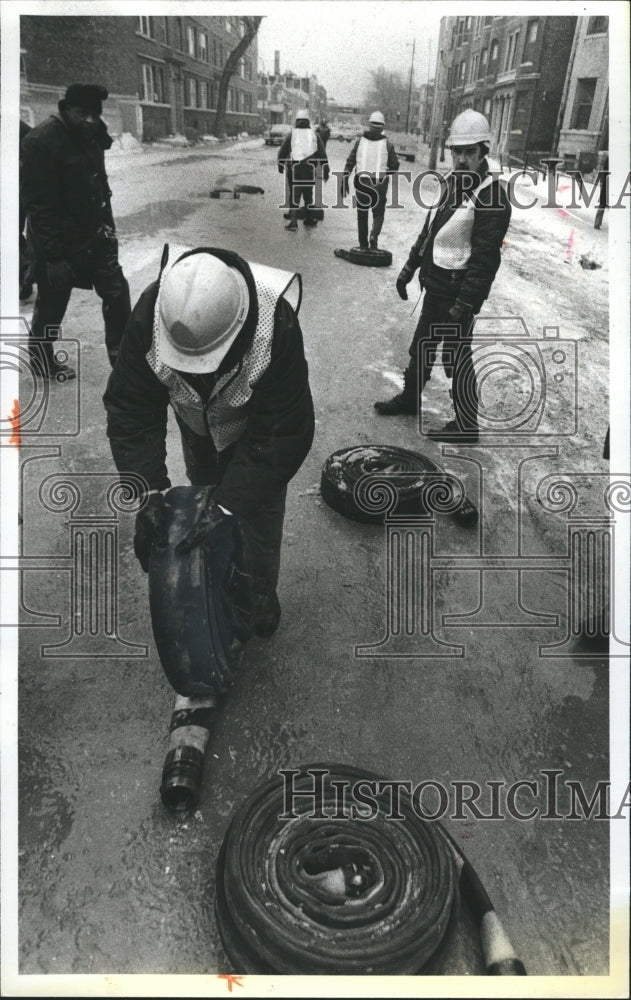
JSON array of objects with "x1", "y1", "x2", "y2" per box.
[
  {"x1": 355, "y1": 178, "x2": 388, "y2": 248},
  {"x1": 29, "y1": 234, "x2": 131, "y2": 369},
  {"x1": 178, "y1": 418, "x2": 286, "y2": 597},
  {"x1": 407, "y1": 292, "x2": 478, "y2": 431},
  {"x1": 286, "y1": 172, "x2": 317, "y2": 223}
]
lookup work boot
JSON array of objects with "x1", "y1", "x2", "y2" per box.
[
  {"x1": 254, "y1": 588, "x2": 281, "y2": 638},
  {"x1": 426, "y1": 419, "x2": 478, "y2": 444},
  {"x1": 369, "y1": 215, "x2": 384, "y2": 250},
  {"x1": 285, "y1": 209, "x2": 298, "y2": 231},
  {"x1": 374, "y1": 368, "x2": 418, "y2": 416}
]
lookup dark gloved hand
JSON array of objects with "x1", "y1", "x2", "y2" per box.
[
  {"x1": 46, "y1": 259, "x2": 75, "y2": 291},
  {"x1": 447, "y1": 301, "x2": 473, "y2": 330},
  {"x1": 134, "y1": 493, "x2": 168, "y2": 573},
  {"x1": 396, "y1": 264, "x2": 415, "y2": 301},
  {"x1": 323, "y1": 164, "x2": 330, "y2": 183},
  {"x1": 278, "y1": 162, "x2": 285, "y2": 174},
  {"x1": 175, "y1": 489, "x2": 232, "y2": 555},
  {"x1": 343, "y1": 174, "x2": 350, "y2": 197}
]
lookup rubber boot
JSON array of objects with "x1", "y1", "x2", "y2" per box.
[
  {"x1": 285, "y1": 209, "x2": 298, "y2": 231},
  {"x1": 374, "y1": 366, "x2": 418, "y2": 415},
  {"x1": 369, "y1": 214, "x2": 384, "y2": 250},
  {"x1": 356, "y1": 209, "x2": 369, "y2": 250}
]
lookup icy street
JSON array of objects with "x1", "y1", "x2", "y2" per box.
[{"x1": 16, "y1": 134, "x2": 616, "y2": 977}]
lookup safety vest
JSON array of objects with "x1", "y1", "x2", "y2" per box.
[
  {"x1": 427, "y1": 173, "x2": 494, "y2": 271},
  {"x1": 147, "y1": 245, "x2": 302, "y2": 453},
  {"x1": 356, "y1": 137, "x2": 388, "y2": 179},
  {"x1": 290, "y1": 128, "x2": 317, "y2": 161}
]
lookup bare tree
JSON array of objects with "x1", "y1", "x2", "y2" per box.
[
  {"x1": 214, "y1": 16, "x2": 263, "y2": 137},
  {"x1": 365, "y1": 67, "x2": 409, "y2": 130}
]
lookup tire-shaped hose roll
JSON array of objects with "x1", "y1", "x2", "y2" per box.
[
  {"x1": 148, "y1": 486, "x2": 252, "y2": 698},
  {"x1": 215, "y1": 764, "x2": 526, "y2": 975},
  {"x1": 333, "y1": 247, "x2": 393, "y2": 267},
  {"x1": 320, "y1": 445, "x2": 477, "y2": 526},
  {"x1": 215, "y1": 763, "x2": 457, "y2": 975}
]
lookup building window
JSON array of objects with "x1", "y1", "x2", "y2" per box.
[
  {"x1": 141, "y1": 63, "x2": 164, "y2": 103},
  {"x1": 198, "y1": 32, "x2": 207, "y2": 61},
  {"x1": 459, "y1": 60, "x2": 466, "y2": 83},
  {"x1": 187, "y1": 25, "x2": 196, "y2": 57},
  {"x1": 225, "y1": 17, "x2": 232, "y2": 33},
  {"x1": 474, "y1": 17, "x2": 481, "y2": 39},
  {"x1": 138, "y1": 16, "x2": 152, "y2": 37},
  {"x1": 527, "y1": 20, "x2": 538, "y2": 45},
  {"x1": 480, "y1": 48, "x2": 488, "y2": 70},
  {"x1": 483, "y1": 97, "x2": 491, "y2": 117},
  {"x1": 504, "y1": 31, "x2": 520, "y2": 72},
  {"x1": 470, "y1": 53, "x2": 480, "y2": 82},
  {"x1": 587, "y1": 16, "x2": 608, "y2": 34},
  {"x1": 490, "y1": 39, "x2": 499, "y2": 62},
  {"x1": 187, "y1": 76, "x2": 197, "y2": 107},
  {"x1": 198, "y1": 80, "x2": 209, "y2": 109},
  {"x1": 571, "y1": 77, "x2": 597, "y2": 129}
]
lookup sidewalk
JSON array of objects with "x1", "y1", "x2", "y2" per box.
[{"x1": 105, "y1": 132, "x2": 264, "y2": 174}]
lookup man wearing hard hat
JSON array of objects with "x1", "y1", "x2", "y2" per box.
[
  {"x1": 375, "y1": 110, "x2": 511, "y2": 443},
  {"x1": 278, "y1": 109, "x2": 330, "y2": 231},
  {"x1": 103, "y1": 245, "x2": 315, "y2": 637},
  {"x1": 343, "y1": 111, "x2": 400, "y2": 251}
]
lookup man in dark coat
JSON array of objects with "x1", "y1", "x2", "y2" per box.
[
  {"x1": 375, "y1": 110, "x2": 511, "y2": 443},
  {"x1": 278, "y1": 110, "x2": 329, "y2": 231},
  {"x1": 21, "y1": 83, "x2": 131, "y2": 378},
  {"x1": 315, "y1": 119, "x2": 331, "y2": 148},
  {"x1": 343, "y1": 111, "x2": 399, "y2": 250},
  {"x1": 103, "y1": 244, "x2": 315, "y2": 637}
]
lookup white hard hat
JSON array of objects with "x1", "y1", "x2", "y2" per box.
[
  {"x1": 446, "y1": 109, "x2": 490, "y2": 147},
  {"x1": 295, "y1": 109, "x2": 310, "y2": 122},
  {"x1": 369, "y1": 110, "x2": 385, "y2": 126},
  {"x1": 157, "y1": 253, "x2": 249, "y2": 373}
]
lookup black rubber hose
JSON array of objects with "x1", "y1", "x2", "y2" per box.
[{"x1": 214, "y1": 763, "x2": 526, "y2": 975}]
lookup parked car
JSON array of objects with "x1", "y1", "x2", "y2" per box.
[
  {"x1": 265, "y1": 123, "x2": 292, "y2": 146},
  {"x1": 335, "y1": 125, "x2": 361, "y2": 142}
]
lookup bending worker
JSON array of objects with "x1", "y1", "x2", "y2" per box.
[
  {"x1": 343, "y1": 111, "x2": 399, "y2": 251},
  {"x1": 103, "y1": 245, "x2": 315, "y2": 637},
  {"x1": 278, "y1": 109, "x2": 329, "y2": 231},
  {"x1": 375, "y1": 110, "x2": 511, "y2": 443}
]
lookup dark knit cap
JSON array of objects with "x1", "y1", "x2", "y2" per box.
[{"x1": 63, "y1": 83, "x2": 108, "y2": 114}]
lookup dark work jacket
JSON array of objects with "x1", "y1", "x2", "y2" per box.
[
  {"x1": 404, "y1": 164, "x2": 511, "y2": 313},
  {"x1": 20, "y1": 112, "x2": 116, "y2": 263},
  {"x1": 103, "y1": 249, "x2": 315, "y2": 519},
  {"x1": 277, "y1": 123, "x2": 329, "y2": 182}
]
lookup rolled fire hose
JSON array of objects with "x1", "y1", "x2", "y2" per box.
[
  {"x1": 160, "y1": 694, "x2": 216, "y2": 813},
  {"x1": 214, "y1": 763, "x2": 526, "y2": 975}
]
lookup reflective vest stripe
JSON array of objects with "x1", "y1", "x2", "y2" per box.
[
  {"x1": 356, "y1": 137, "x2": 387, "y2": 177},
  {"x1": 290, "y1": 128, "x2": 317, "y2": 161}
]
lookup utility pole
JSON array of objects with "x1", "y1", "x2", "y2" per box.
[
  {"x1": 423, "y1": 38, "x2": 432, "y2": 142},
  {"x1": 405, "y1": 38, "x2": 416, "y2": 134}
]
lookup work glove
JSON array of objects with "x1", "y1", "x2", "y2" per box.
[
  {"x1": 134, "y1": 492, "x2": 168, "y2": 573},
  {"x1": 396, "y1": 264, "x2": 416, "y2": 301},
  {"x1": 175, "y1": 487, "x2": 233, "y2": 555},
  {"x1": 46, "y1": 259, "x2": 75, "y2": 291},
  {"x1": 447, "y1": 300, "x2": 473, "y2": 330},
  {"x1": 278, "y1": 162, "x2": 285, "y2": 174},
  {"x1": 323, "y1": 164, "x2": 330, "y2": 183},
  {"x1": 343, "y1": 174, "x2": 350, "y2": 197}
]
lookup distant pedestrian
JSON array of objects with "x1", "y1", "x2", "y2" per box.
[
  {"x1": 375, "y1": 110, "x2": 511, "y2": 443},
  {"x1": 315, "y1": 119, "x2": 331, "y2": 148},
  {"x1": 278, "y1": 110, "x2": 329, "y2": 231},
  {"x1": 343, "y1": 111, "x2": 399, "y2": 251},
  {"x1": 594, "y1": 154, "x2": 608, "y2": 230},
  {"x1": 20, "y1": 83, "x2": 131, "y2": 379}
]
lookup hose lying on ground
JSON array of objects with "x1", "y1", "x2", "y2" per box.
[{"x1": 214, "y1": 763, "x2": 526, "y2": 975}]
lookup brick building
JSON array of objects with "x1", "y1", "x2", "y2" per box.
[
  {"x1": 556, "y1": 15, "x2": 608, "y2": 171},
  {"x1": 429, "y1": 14, "x2": 578, "y2": 166},
  {"x1": 257, "y1": 50, "x2": 327, "y2": 127},
  {"x1": 20, "y1": 14, "x2": 260, "y2": 140}
]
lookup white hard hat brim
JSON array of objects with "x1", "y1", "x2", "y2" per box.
[{"x1": 156, "y1": 250, "x2": 250, "y2": 373}]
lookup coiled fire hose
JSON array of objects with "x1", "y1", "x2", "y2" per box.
[{"x1": 214, "y1": 764, "x2": 526, "y2": 975}]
